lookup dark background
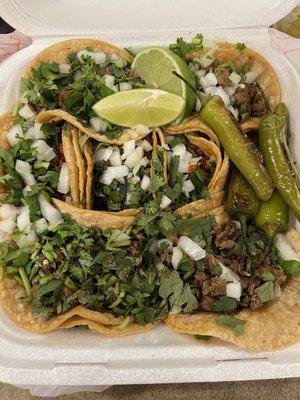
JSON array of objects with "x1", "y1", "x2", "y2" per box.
[{"x1": 0, "y1": 16, "x2": 13, "y2": 33}]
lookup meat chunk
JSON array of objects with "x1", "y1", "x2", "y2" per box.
[
  {"x1": 58, "y1": 90, "x2": 70, "y2": 106},
  {"x1": 233, "y1": 87, "x2": 250, "y2": 106},
  {"x1": 214, "y1": 66, "x2": 231, "y2": 87},
  {"x1": 233, "y1": 85, "x2": 266, "y2": 117},
  {"x1": 202, "y1": 276, "x2": 226, "y2": 297},
  {"x1": 200, "y1": 295, "x2": 215, "y2": 311},
  {"x1": 194, "y1": 271, "x2": 208, "y2": 287},
  {"x1": 214, "y1": 221, "x2": 239, "y2": 250},
  {"x1": 250, "y1": 294, "x2": 262, "y2": 310}
]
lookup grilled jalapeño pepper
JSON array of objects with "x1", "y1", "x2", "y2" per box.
[
  {"x1": 226, "y1": 168, "x2": 259, "y2": 218},
  {"x1": 259, "y1": 103, "x2": 300, "y2": 221},
  {"x1": 255, "y1": 190, "x2": 289, "y2": 238},
  {"x1": 200, "y1": 97, "x2": 274, "y2": 201}
]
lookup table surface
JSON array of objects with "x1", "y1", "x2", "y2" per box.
[{"x1": 0, "y1": 11, "x2": 300, "y2": 400}]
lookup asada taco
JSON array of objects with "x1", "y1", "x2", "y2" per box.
[
  {"x1": 20, "y1": 39, "x2": 151, "y2": 144},
  {"x1": 186, "y1": 42, "x2": 281, "y2": 131}
]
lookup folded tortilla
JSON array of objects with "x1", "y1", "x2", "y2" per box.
[{"x1": 165, "y1": 229, "x2": 300, "y2": 351}]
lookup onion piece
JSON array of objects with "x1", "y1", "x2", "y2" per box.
[
  {"x1": 18, "y1": 104, "x2": 35, "y2": 120},
  {"x1": 124, "y1": 146, "x2": 144, "y2": 169},
  {"x1": 195, "y1": 98, "x2": 201, "y2": 112},
  {"x1": 93, "y1": 51, "x2": 106, "y2": 64},
  {"x1": 226, "y1": 105, "x2": 239, "y2": 120},
  {"x1": 172, "y1": 246, "x2": 183, "y2": 269},
  {"x1": 199, "y1": 76, "x2": 210, "y2": 88},
  {"x1": 38, "y1": 195, "x2": 63, "y2": 226},
  {"x1": 122, "y1": 140, "x2": 136, "y2": 160},
  {"x1": 226, "y1": 282, "x2": 242, "y2": 300},
  {"x1": 133, "y1": 125, "x2": 150, "y2": 135},
  {"x1": 6, "y1": 125, "x2": 23, "y2": 146},
  {"x1": 110, "y1": 53, "x2": 119, "y2": 61},
  {"x1": 142, "y1": 140, "x2": 153, "y2": 152},
  {"x1": 15, "y1": 159, "x2": 36, "y2": 186},
  {"x1": 159, "y1": 195, "x2": 172, "y2": 210},
  {"x1": 35, "y1": 217, "x2": 48, "y2": 233},
  {"x1": 26, "y1": 124, "x2": 44, "y2": 140},
  {"x1": 177, "y1": 236, "x2": 206, "y2": 261},
  {"x1": 205, "y1": 72, "x2": 218, "y2": 86},
  {"x1": 199, "y1": 55, "x2": 214, "y2": 68},
  {"x1": 141, "y1": 175, "x2": 150, "y2": 191},
  {"x1": 229, "y1": 71, "x2": 241, "y2": 85},
  {"x1": 100, "y1": 166, "x2": 129, "y2": 185},
  {"x1": 0, "y1": 218, "x2": 16, "y2": 233},
  {"x1": 109, "y1": 148, "x2": 122, "y2": 166},
  {"x1": 22, "y1": 185, "x2": 31, "y2": 196},
  {"x1": 90, "y1": 117, "x2": 108, "y2": 132},
  {"x1": 132, "y1": 156, "x2": 149, "y2": 175},
  {"x1": 0, "y1": 204, "x2": 18, "y2": 220},
  {"x1": 59, "y1": 63, "x2": 71, "y2": 73},
  {"x1": 155, "y1": 262, "x2": 166, "y2": 272},
  {"x1": 131, "y1": 175, "x2": 141, "y2": 184},
  {"x1": 275, "y1": 234, "x2": 300, "y2": 261},
  {"x1": 32, "y1": 140, "x2": 56, "y2": 162},
  {"x1": 119, "y1": 82, "x2": 133, "y2": 91},
  {"x1": 169, "y1": 305, "x2": 182, "y2": 315},
  {"x1": 93, "y1": 147, "x2": 113, "y2": 163},
  {"x1": 57, "y1": 163, "x2": 70, "y2": 194},
  {"x1": 220, "y1": 263, "x2": 240, "y2": 282},
  {"x1": 104, "y1": 74, "x2": 115, "y2": 87},
  {"x1": 17, "y1": 206, "x2": 31, "y2": 232},
  {"x1": 73, "y1": 70, "x2": 82, "y2": 81},
  {"x1": 182, "y1": 180, "x2": 195, "y2": 197},
  {"x1": 195, "y1": 69, "x2": 206, "y2": 79},
  {"x1": 211, "y1": 86, "x2": 230, "y2": 106}
]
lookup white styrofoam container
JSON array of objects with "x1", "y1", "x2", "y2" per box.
[{"x1": 0, "y1": 0, "x2": 299, "y2": 387}]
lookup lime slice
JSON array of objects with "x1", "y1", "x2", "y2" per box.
[
  {"x1": 92, "y1": 88, "x2": 185, "y2": 127},
  {"x1": 131, "y1": 47, "x2": 196, "y2": 121}
]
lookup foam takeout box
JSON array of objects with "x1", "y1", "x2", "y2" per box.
[{"x1": 0, "y1": 0, "x2": 299, "y2": 387}]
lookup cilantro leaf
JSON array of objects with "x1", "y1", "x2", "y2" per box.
[
  {"x1": 261, "y1": 272, "x2": 275, "y2": 282},
  {"x1": 195, "y1": 335, "x2": 211, "y2": 341},
  {"x1": 279, "y1": 260, "x2": 300, "y2": 277},
  {"x1": 254, "y1": 281, "x2": 275, "y2": 303},
  {"x1": 212, "y1": 295, "x2": 238, "y2": 312},
  {"x1": 236, "y1": 42, "x2": 246, "y2": 50},
  {"x1": 149, "y1": 175, "x2": 165, "y2": 194},
  {"x1": 216, "y1": 315, "x2": 245, "y2": 336},
  {"x1": 169, "y1": 34, "x2": 204, "y2": 59}
]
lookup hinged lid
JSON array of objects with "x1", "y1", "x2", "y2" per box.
[{"x1": 0, "y1": 0, "x2": 297, "y2": 37}]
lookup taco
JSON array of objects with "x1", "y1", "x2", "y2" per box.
[
  {"x1": 20, "y1": 39, "x2": 148, "y2": 144},
  {"x1": 186, "y1": 42, "x2": 281, "y2": 131}
]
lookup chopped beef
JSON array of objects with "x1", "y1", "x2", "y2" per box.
[
  {"x1": 202, "y1": 276, "x2": 226, "y2": 297},
  {"x1": 51, "y1": 143, "x2": 65, "y2": 168},
  {"x1": 192, "y1": 287, "x2": 202, "y2": 301},
  {"x1": 200, "y1": 295, "x2": 215, "y2": 311},
  {"x1": 223, "y1": 257, "x2": 245, "y2": 276},
  {"x1": 58, "y1": 90, "x2": 71, "y2": 107},
  {"x1": 194, "y1": 270, "x2": 208, "y2": 287},
  {"x1": 213, "y1": 66, "x2": 231, "y2": 87},
  {"x1": 61, "y1": 287, "x2": 72, "y2": 301},
  {"x1": 125, "y1": 68, "x2": 141, "y2": 82},
  {"x1": 233, "y1": 84, "x2": 266, "y2": 118},
  {"x1": 213, "y1": 221, "x2": 239, "y2": 250},
  {"x1": 249, "y1": 294, "x2": 262, "y2": 310},
  {"x1": 101, "y1": 66, "x2": 111, "y2": 75}
]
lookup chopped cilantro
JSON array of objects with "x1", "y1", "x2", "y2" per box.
[
  {"x1": 236, "y1": 42, "x2": 246, "y2": 50},
  {"x1": 254, "y1": 281, "x2": 275, "y2": 303},
  {"x1": 261, "y1": 272, "x2": 275, "y2": 282},
  {"x1": 216, "y1": 315, "x2": 245, "y2": 336},
  {"x1": 169, "y1": 34, "x2": 204, "y2": 59},
  {"x1": 212, "y1": 295, "x2": 238, "y2": 312},
  {"x1": 279, "y1": 260, "x2": 300, "y2": 277}
]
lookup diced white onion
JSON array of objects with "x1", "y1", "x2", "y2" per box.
[
  {"x1": 238, "y1": 83, "x2": 246, "y2": 89},
  {"x1": 93, "y1": 147, "x2": 113, "y2": 163},
  {"x1": 90, "y1": 117, "x2": 108, "y2": 132},
  {"x1": 226, "y1": 282, "x2": 242, "y2": 300},
  {"x1": 159, "y1": 195, "x2": 172, "y2": 210},
  {"x1": 173, "y1": 144, "x2": 186, "y2": 157},
  {"x1": 100, "y1": 166, "x2": 129, "y2": 185},
  {"x1": 15, "y1": 159, "x2": 36, "y2": 186},
  {"x1": 199, "y1": 55, "x2": 214, "y2": 68},
  {"x1": 109, "y1": 148, "x2": 122, "y2": 166},
  {"x1": 18, "y1": 104, "x2": 34, "y2": 120},
  {"x1": 73, "y1": 70, "x2": 82, "y2": 81},
  {"x1": 245, "y1": 68, "x2": 261, "y2": 84},
  {"x1": 122, "y1": 140, "x2": 136, "y2": 160},
  {"x1": 35, "y1": 217, "x2": 48, "y2": 233},
  {"x1": 132, "y1": 156, "x2": 148, "y2": 175},
  {"x1": 17, "y1": 206, "x2": 31, "y2": 232},
  {"x1": 133, "y1": 124, "x2": 150, "y2": 135},
  {"x1": 177, "y1": 236, "x2": 206, "y2": 261},
  {"x1": 57, "y1": 163, "x2": 70, "y2": 194},
  {"x1": 6, "y1": 125, "x2": 23, "y2": 146},
  {"x1": 211, "y1": 86, "x2": 230, "y2": 106},
  {"x1": 220, "y1": 263, "x2": 240, "y2": 282},
  {"x1": 0, "y1": 218, "x2": 16, "y2": 233},
  {"x1": 229, "y1": 71, "x2": 241, "y2": 85},
  {"x1": 205, "y1": 72, "x2": 218, "y2": 86},
  {"x1": 104, "y1": 74, "x2": 115, "y2": 87},
  {"x1": 112, "y1": 85, "x2": 119, "y2": 93},
  {"x1": 59, "y1": 63, "x2": 71, "y2": 73},
  {"x1": 155, "y1": 261, "x2": 166, "y2": 272},
  {"x1": 93, "y1": 51, "x2": 106, "y2": 64},
  {"x1": 22, "y1": 185, "x2": 31, "y2": 196},
  {"x1": 204, "y1": 86, "x2": 216, "y2": 95},
  {"x1": 119, "y1": 82, "x2": 133, "y2": 91},
  {"x1": 141, "y1": 140, "x2": 153, "y2": 152},
  {"x1": 195, "y1": 69, "x2": 206, "y2": 79},
  {"x1": 0, "y1": 204, "x2": 18, "y2": 220},
  {"x1": 26, "y1": 124, "x2": 44, "y2": 140},
  {"x1": 124, "y1": 146, "x2": 144, "y2": 168},
  {"x1": 32, "y1": 140, "x2": 56, "y2": 162},
  {"x1": 141, "y1": 175, "x2": 150, "y2": 191},
  {"x1": 182, "y1": 179, "x2": 195, "y2": 197},
  {"x1": 195, "y1": 98, "x2": 201, "y2": 112},
  {"x1": 38, "y1": 195, "x2": 63, "y2": 226},
  {"x1": 117, "y1": 177, "x2": 125, "y2": 184},
  {"x1": 199, "y1": 76, "x2": 211, "y2": 89},
  {"x1": 169, "y1": 305, "x2": 182, "y2": 315},
  {"x1": 172, "y1": 246, "x2": 183, "y2": 269},
  {"x1": 275, "y1": 234, "x2": 300, "y2": 261},
  {"x1": 131, "y1": 175, "x2": 141, "y2": 184}
]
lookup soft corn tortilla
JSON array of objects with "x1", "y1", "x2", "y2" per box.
[
  {"x1": 62, "y1": 125, "x2": 80, "y2": 207},
  {"x1": 53, "y1": 198, "x2": 139, "y2": 230},
  {"x1": 187, "y1": 42, "x2": 281, "y2": 130},
  {"x1": 83, "y1": 141, "x2": 94, "y2": 210},
  {"x1": 36, "y1": 109, "x2": 152, "y2": 145},
  {"x1": 0, "y1": 269, "x2": 154, "y2": 336},
  {"x1": 0, "y1": 113, "x2": 13, "y2": 193},
  {"x1": 71, "y1": 127, "x2": 86, "y2": 207},
  {"x1": 165, "y1": 229, "x2": 300, "y2": 351}
]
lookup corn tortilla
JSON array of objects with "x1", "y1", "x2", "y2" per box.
[
  {"x1": 83, "y1": 141, "x2": 94, "y2": 210},
  {"x1": 71, "y1": 127, "x2": 86, "y2": 208}
]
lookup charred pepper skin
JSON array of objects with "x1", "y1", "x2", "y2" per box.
[
  {"x1": 200, "y1": 97, "x2": 274, "y2": 201},
  {"x1": 255, "y1": 190, "x2": 289, "y2": 238},
  {"x1": 226, "y1": 168, "x2": 259, "y2": 218},
  {"x1": 259, "y1": 109, "x2": 300, "y2": 221}
]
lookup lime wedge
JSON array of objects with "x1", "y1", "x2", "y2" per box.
[
  {"x1": 131, "y1": 47, "x2": 196, "y2": 121},
  {"x1": 92, "y1": 89, "x2": 185, "y2": 127}
]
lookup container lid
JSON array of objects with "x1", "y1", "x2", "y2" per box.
[{"x1": 0, "y1": 0, "x2": 297, "y2": 37}]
